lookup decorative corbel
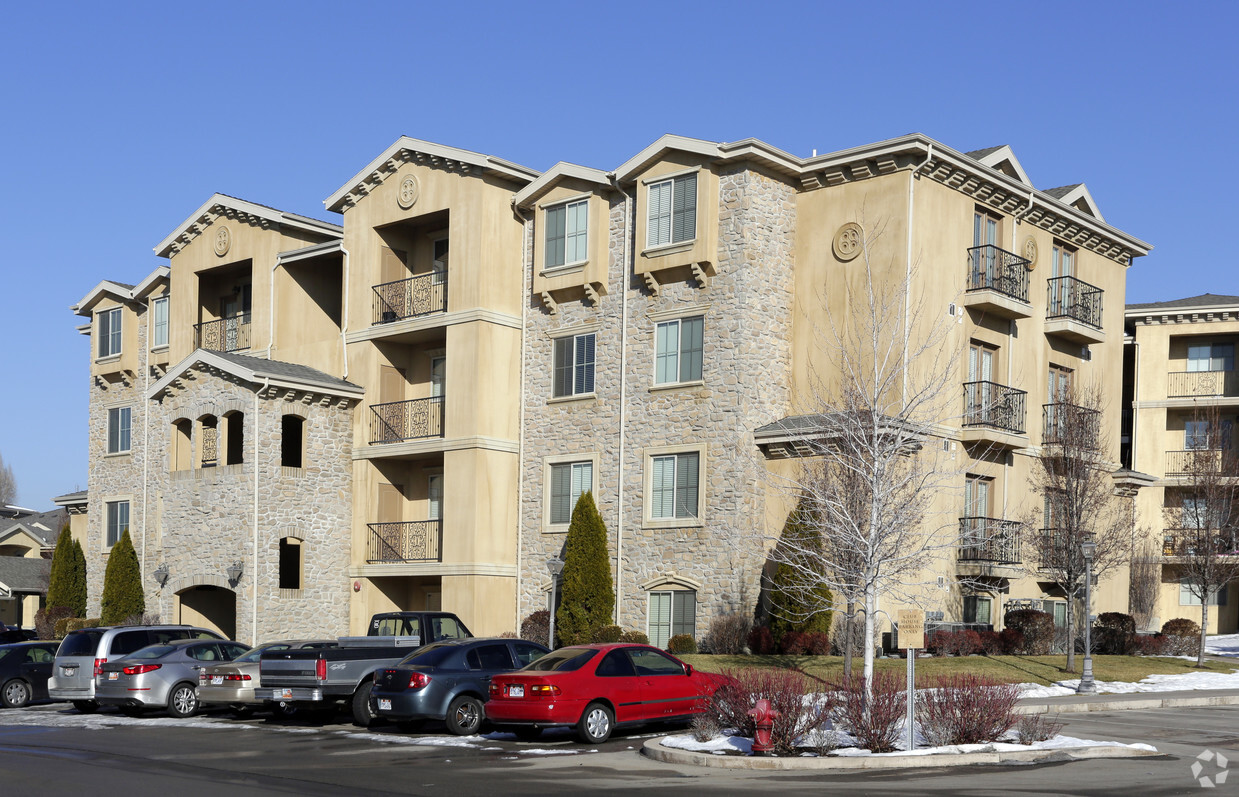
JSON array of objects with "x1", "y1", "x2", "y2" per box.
[
  {"x1": 539, "y1": 291, "x2": 558, "y2": 315},
  {"x1": 690, "y1": 262, "x2": 713, "y2": 289},
  {"x1": 642, "y1": 272, "x2": 660, "y2": 296},
  {"x1": 584, "y1": 282, "x2": 605, "y2": 306}
]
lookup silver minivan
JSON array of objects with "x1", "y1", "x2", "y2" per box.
[{"x1": 48, "y1": 625, "x2": 222, "y2": 712}]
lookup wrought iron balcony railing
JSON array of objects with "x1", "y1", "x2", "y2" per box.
[
  {"x1": 1042, "y1": 403, "x2": 1101, "y2": 445},
  {"x1": 1166, "y1": 449, "x2": 1224, "y2": 476},
  {"x1": 194, "y1": 313, "x2": 252, "y2": 352},
  {"x1": 958, "y1": 517, "x2": 1022, "y2": 565},
  {"x1": 963, "y1": 381, "x2": 1027, "y2": 434},
  {"x1": 369, "y1": 396, "x2": 445, "y2": 444},
  {"x1": 1046, "y1": 276, "x2": 1103, "y2": 329},
  {"x1": 1162, "y1": 529, "x2": 1239, "y2": 557},
  {"x1": 966, "y1": 245, "x2": 1031, "y2": 303},
  {"x1": 367, "y1": 520, "x2": 442, "y2": 563},
  {"x1": 373, "y1": 272, "x2": 447, "y2": 325},
  {"x1": 1168, "y1": 370, "x2": 1237, "y2": 398}
]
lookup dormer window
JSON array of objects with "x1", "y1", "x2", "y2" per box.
[
  {"x1": 647, "y1": 172, "x2": 696, "y2": 248},
  {"x1": 545, "y1": 199, "x2": 588, "y2": 269},
  {"x1": 98, "y1": 307, "x2": 122, "y2": 358}
]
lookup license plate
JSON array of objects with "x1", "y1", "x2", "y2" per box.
[
  {"x1": 211, "y1": 676, "x2": 224, "y2": 685},
  {"x1": 63, "y1": 667, "x2": 77, "y2": 677},
  {"x1": 279, "y1": 689, "x2": 293, "y2": 699},
  {"x1": 509, "y1": 685, "x2": 524, "y2": 698},
  {"x1": 107, "y1": 672, "x2": 118, "y2": 681},
  {"x1": 378, "y1": 699, "x2": 392, "y2": 711}
]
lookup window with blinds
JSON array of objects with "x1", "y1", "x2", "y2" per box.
[
  {"x1": 98, "y1": 307, "x2": 122, "y2": 358},
  {"x1": 655, "y1": 317, "x2": 704, "y2": 384},
  {"x1": 647, "y1": 173, "x2": 697, "y2": 248},
  {"x1": 151, "y1": 296, "x2": 169, "y2": 348},
  {"x1": 105, "y1": 500, "x2": 129, "y2": 548},
  {"x1": 107, "y1": 407, "x2": 131, "y2": 454},
  {"x1": 648, "y1": 590, "x2": 696, "y2": 649},
  {"x1": 545, "y1": 199, "x2": 588, "y2": 268},
  {"x1": 553, "y1": 333, "x2": 596, "y2": 397},
  {"x1": 651, "y1": 452, "x2": 699, "y2": 519},
  {"x1": 549, "y1": 461, "x2": 592, "y2": 525}
]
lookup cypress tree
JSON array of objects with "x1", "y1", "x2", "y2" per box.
[
  {"x1": 100, "y1": 531, "x2": 144, "y2": 624},
  {"x1": 767, "y1": 500, "x2": 833, "y2": 643},
  {"x1": 70, "y1": 537, "x2": 88, "y2": 618},
  {"x1": 45, "y1": 527, "x2": 74, "y2": 610},
  {"x1": 555, "y1": 491, "x2": 614, "y2": 646}
]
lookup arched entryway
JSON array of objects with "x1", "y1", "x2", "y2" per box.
[{"x1": 177, "y1": 585, "x2": 236, "y2": 640}]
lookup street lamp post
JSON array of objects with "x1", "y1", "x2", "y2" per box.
[
  {"x1": 546, "y1": 558, "x2": 564, "y2": 649},
  {"x1": 1077, "y1": 539, "x2": 1097, "y2": 694}
]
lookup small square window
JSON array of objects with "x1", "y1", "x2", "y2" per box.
[
  {"x1": 655, "y1": 317, "x2": 703, "y2": 384},
  {"x1": 552, "y1": 333, "x2": 595, "y2": 397},
  {"x1": 107, "y1": 407, "x2": 132, "y2": 454}
]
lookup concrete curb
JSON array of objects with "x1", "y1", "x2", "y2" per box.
[
  {"x1": 1018, "y1": 693, "x2": 1239, "y2": 714},
  {"x1": 641, "y1": 738, "x2": 1160, "y2": 771}
]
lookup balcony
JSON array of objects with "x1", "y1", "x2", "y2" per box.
[
  {"x1": 1162, "y1": 530, "x2": 1239, "y2": 558},
  {"x1": 373, "y1": 272, "x2": 447, "y2": 325},
  {"x1": 1166, "y1": 449, "x2": 1223, "y2": 477},
  {"x1": 961, "y1": 381, "x2": 1027, "y2": 449},
  {"x1": 958, "y1": 517, "x2": 1022, "y2": 565},
  {"x1": 369, "y1": 396, "x2": 445, "y2": 444},
  {"x1": 194, "y1": 314, "x2": 251, "y2": 353},
  {"x1": 963, "y1": 245, "x2": 1032, "y2": 319},
  {"x1": 1042, "y1": 403, "x2": 1101, "y2": 446},
  {"x1": 1168, "y1": 370, "x2": 1239, "y2": 400},
  {"x1": 367, "y1": 520, "x2": 442, "y2": 563},
  {"x1": 1045, "y1": 276, "x2": 1104, "y2": 344}
]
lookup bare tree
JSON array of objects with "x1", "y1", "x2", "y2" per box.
[
  {"x1": 1027, "y1": 384, "x2": 1133, "y2": 672},
  {"x1": 0, "y1": 451, "x2": 16, "y2": 505},
  {"x1": 1164, "y1": 403, "x2": 1239, "y2": 666},
  {"x1": 762, "y1": 224, "x2": 963, "y2": 696},
  {"x1": 1128, "y1": 542, "x2": 1161, "y2": 632}
]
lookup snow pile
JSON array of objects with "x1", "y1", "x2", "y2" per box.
[
  {"x1": 1018, "y1": 667, "x2": 1239, "y2": 698},
  {"x1": 1206, "y1": 633, "x2": 1239, "y2": 658}
]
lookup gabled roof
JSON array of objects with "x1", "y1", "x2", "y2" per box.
[
  {"x1": 964, "y1": 144, "x2": 1032, "y2": 187},
  {"x1": 612, "y1": 134, "x2": 802, "y2": 183},
  {"x1": 155, "y1": 193, "x2": 343, "y2": 259},
  {"x1": 514, "y1": 162, "x2": 612, "y2": 209},
  {"x1": 1043, "y1": 183, "x2": 1104, "y2": 222},
  {"x1": 0, "y1": 557, "x2": 51, "y2": 596},
  {"x1": 148, "y1": 350, "x2": 365, "y2": 401},
  {"x1": 132, "y1": 266, "x2": 171, "y2": 300},
  {"x1": 0, "y1": 525, "x2": 53, "y2": 550},
  {"x1": 278, "y1": 239, "x2": 344, "y2": 266},
  {"x1": 0, "y1": 509, "x2": 66, "y2": 549},
  {"x1": 52, "y1": 491, "x2": 87, "y2": 509},
  {"x1": 325, "y1": 137, "x2": 540, "y2": 213},
  {"x1": 1126, "y1": 294, "x2": 1239, "y2": 313},
  {"x1": 73, "y1": 266, "x2": 170, "y2": 316}
]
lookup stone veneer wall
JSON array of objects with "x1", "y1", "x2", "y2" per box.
[{"x1": 519, "y1": 166, "x2": 797, "y2": 641}]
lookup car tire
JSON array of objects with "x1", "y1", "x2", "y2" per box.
[
  {"x1": 72, "y1": 700, "x2": 98, "y2": 714},
  {"x1": 445, "y1": 695, "x2": 484, "y2": 736},
  {"x1": 351, "y1": 680, "x2": 378, "y2": 727},
  {"x1": 1, "y1": 679, "x2": 31, "y2": 709},
  {"x1": 512, "y1": 725, "x2": 542, "y2": 741},
  {"x1": 576, "y1": 702, "x2": 614, "y2": 744},
  {"x1": 167, "y1": 683, "x2": 199, "y2": 718}
]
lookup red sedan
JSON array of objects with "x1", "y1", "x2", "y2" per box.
[{"x1": 486, "y1": 643, "x2": 725, "y2": 743}]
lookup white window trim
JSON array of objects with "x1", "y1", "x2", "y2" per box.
[
  {"x1": 96, "y1": 306, "x2": 123, "y2": 361},
  {"x1": 545, "y1": 321, "x2": 603, "y2": 340},
  {"x1": 541, "y1": 452, "x2": 601, "y2": 533},
  {"x1": 642, "y1": 167, "x2": 701, "y2": 254},
  {"x1": 646, "y1": 587, "x2": 698, "y2": 649},
  {"x1": 102, "y1": 495, "x2": 133, "y2": 551},
  {"x1": 540, "y1": 194, "x2": 592, "y2": 274},
  {"x1": 642, "y1": 443, "x2": 706, "y2": 529},
  {"x1": 105, "y1": 405, "x2": 133, "y2": 456},
  {"x1": 551, "y1": 331, "x2": 596, "y2": 399},
  {"x1": 652, "y1": 315, "x2": 705, "y2": 388},
  {"x1": 149, "y1": 295, "x2": 170, "y2": 351}
]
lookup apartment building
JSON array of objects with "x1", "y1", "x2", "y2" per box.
[
  {"x1": 72, "y1": 133, "x2": 1151, "y2": 644},
  {"x1": 1125, "y1": 294, "x2": 1239, "y2": 633}
]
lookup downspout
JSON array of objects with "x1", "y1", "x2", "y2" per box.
[
  {"x1": 1131, "y1": 338, "x2": 1140, "y2": 471},
  {"x1": 269, "y1": 257, "x2": 280, "y2": 359},
  {"x1": 610, "y1": 177, "x2": 633, "y2": 627},
  {"x1": 253, "y1": 375, "x2": 267, "y2": 645},
  {"x1": 512, "y1": 200, "x2": 530, "y2": 634},
  {"x1": 141, "y1": 317, "x2": 150, "y2": 582},
  {"x1": 339, "y1": 245, "x2": 350, "y2": 380},
  {"x1": 903, "y1": 144, "x2": 933, "y2": 402}
]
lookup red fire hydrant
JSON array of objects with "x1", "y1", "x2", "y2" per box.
[{"x1": 747, "y1": 699, "x2": 780, "y2": 755}]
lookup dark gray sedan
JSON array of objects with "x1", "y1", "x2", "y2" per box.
[
  {"x1": 96, "y1": 639, "x2": 249, "y2": 718},
  {"x1": 371, "y1": 638, "x2": 547, "y2": 735}
]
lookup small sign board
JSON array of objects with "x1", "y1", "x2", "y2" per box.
[{"x1": 897, "y1": 609, "x2": 926, "y2": 650}]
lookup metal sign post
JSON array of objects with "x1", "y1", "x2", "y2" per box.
[{"x1": 896, "y1": 609, "x2": 926, "y2": 752}]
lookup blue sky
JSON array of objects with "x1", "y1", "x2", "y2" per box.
[{"x1": 1, "y1": 1, "x2": 1235, "y2": 509}]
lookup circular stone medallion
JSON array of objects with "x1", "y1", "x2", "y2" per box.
[
  {"x1": 1022, "y1": 235, "x2": 1039, "y2": 270},
  {"x1": 213, "y1": 225, "x2": 232, "y2": 257},
  {"x1": 833, "y1": 222, "x2": 863, "y2": 262},
  {"x1": 397, "y1": 174, "x2": 420, "y2": 209}
]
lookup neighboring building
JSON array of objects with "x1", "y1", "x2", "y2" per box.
[
  {"x1": 1125, "y1": 294, "x2": 1239, "y2": 633},
  {"x1": 73, "y1": 133, "x2": 1152, "y2": 645},
  {"x1": 0, "y1": 505, "x2": 66, "y2": 627}
]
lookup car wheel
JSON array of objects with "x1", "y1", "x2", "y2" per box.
[
  {"x1": 512, "y1": 725, "x2": 542, "y2": 741},
  {"x1": 119, "y1": 704, "x2": 145, "y2": 718},
  {"x1": 351, "y1": 680, "x2": 379, "y2": 727},
  {"x1": 445, "y1": 695, "x2": 484, "y2": 736},
  {"x1": 1, "y1": 679, "x2": 31, "y2": 709},
  {"x1": 576, "y1": 702, "x2": 614, "y2": 744},
  {"x1": 167, "y1": 683, "x2": 199, "y2": 718},
  {"x1": 71, "y1": 700, "x2": 98, "y2": 714}
]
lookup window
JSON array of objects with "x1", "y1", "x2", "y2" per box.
[
  {"x1": 151, "y1": 296, "x2": 169, "y2": 349},
  {"x1": 545, "y1": 199, "x2": 588, "y2": 268},
  {"x1": 1188, "y1": 343, "x2": 1235, "y2": 373},
  {"x1": 963, "y1": 595, "x2": 992, "y2": 625},
  {"x1": 595, "y1": 649, "x2": 637, "y2": 677},
  {"x1": 1181, "y1": 578, "x2": 1228, "y2": 606},
  {"x1": 648, "y1": 590, "x2": 696, "y2": 649},
  {"x1": 281, "y1": 415, "x2": 304, "y2": 468},
  {"x1": 432, "y1": 238, "x2": 448, "y2": 286},
  {"x1": 427, "y1": 473, "x2": 443, "y2": 521},
  {"x1": 549, "y1": 461, "x2": 592, "y2": 525},
  {"x1": 651, "y1": 452, "x2": 700, "y2": 520},
  {"x1": 647, "y1": 172, "x2": 697, "y2": 248},
  {"x1": 98, "y1": 307, "x2": 122, "y2": 358},
  {"x1": 107, "y1": 407, "x2": 131, "y2": 454},
  {"x1": 223, "y1": 412, "x2": 244, "y2": 465},
  {"x1": 105, "y1": 500, "x2": 129, "y2": 548},
  {"x1": 552, "y1": 333, "x2": 595, "y2": 397},
  {"x1": 199, "y1": 416, "x2": 218, "y2": 467},
  {"x1": 655, "y1": 317, "x2": 704, "y2": 384},
  {"x1": 430, "y1": 357, "x2": 445, "y2": 398},
  {"x1": 1185, "y1": 420, "x2": 1211, "y2": 450},
  {"x1": 1051, "y1": 243, "x2": 1075, "y2": 278},
  {"x1": 279, "y1": 537, "x2": 302, "y2": 590},
  {"x1": 466, "y1": 644, "x2": 514, "y2": 671}
]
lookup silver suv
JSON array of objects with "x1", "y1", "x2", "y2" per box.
[{"x1": 48, "y1": 625, "x2": 222, "y2": 713}]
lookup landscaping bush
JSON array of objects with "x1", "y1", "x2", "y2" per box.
[
  {"x1": 65, "y1": 618, "x2": 102, "y2": 633},
  {"x1": 766, "y1": 500, "x2": 833, "y2": 646},
  {"x1": 1093, "y1": 612, "x2": 1137, "y2": 655},
  {"x1": 100, "y1": 531, "x2": 144, "y2": 625},
  {"x1": 999, "y1": 628, "x2": 1025, "y2": 655},
  {"x1": 916, "y1": 674, "x2": 1020, "y2": 746},
  {"x1": 1161, "y1": 618, "x2": 1201, "y2": 656},
  {"x1": 556, "y1": 491, "x2": 614, "y2": 646},
  {"x1": 977, "y1": 631, "x2": 1002, "y2": 655},
  {"x1": 594, "y1": 625, "x2": 623, "y2": 643},
  {"x1": 1004, "y1": 609, "x2": 1055, "y2": 655},
  {"x1": 46, "y1": 527, "x2": 87, "y2": 617},
  {"x1": 747, "y1": 625, "x2": 775, "y2": 654},
  {"x1": 520, "y1": 610, "x2": 551, "y2": 648},
  {"x1": 927, "y1": 630, "x2": 954, "y2": 656},
  {"x1": 668, "y1": 634, "x2": 697, "y2": 655},
  {"x1": 690, "y1": 711, "x2": 721, "y2": 742},
  {"x1": 1016, "y1": 712, "x2": 1064, "y2": 744},
  {"x1": 706, "y1": 668, "x2": 835, "y2": 755},
  {"x1": 53, "y1": 616, "x2": 79, "y2": 639},
  {"x1": 804, "y1": 631, "x2": 831, "y2": 655},
  {"x1": 955, "y1": 630, "x2": 982, "y2": 656},
  {"x1": 701, "y1": 612, "x2": 752, "y2": 655},
  {"x1": 1134, "y1": 634, "x2": 1169, "y2": 656},
  {"x1": 122, "y1": 613, "x2": 161, "y2": 626},
  {"x1": 837, "y1": 671, "x2": 905, "y2": 753},
  {"x1": 618, "y1": 629, "x2": 649, "y2": 644},
  {"x1": 778, "y1": 631, "x2": 808, "y2": 655},
  {"x1": 35, "y1": 606, "x2": 73, "y2": 640}
]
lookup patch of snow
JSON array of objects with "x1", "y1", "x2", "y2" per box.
[
  {"x1": 661, "y1": 731, "x2": 1155, "y2": 757},
  {"x1": 1017, "y1": 667, "x2": 1239, "y2": 698},
  {"x1": 1206, "y1": 634, "x2": 1239, "y2": 658},
  {"x1": 513, "y1": 748, "x2": 580, "y2": 756}
]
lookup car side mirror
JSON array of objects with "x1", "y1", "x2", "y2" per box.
[{"x1": 684, "y1": 664, "x2": 693, "y2": 676}]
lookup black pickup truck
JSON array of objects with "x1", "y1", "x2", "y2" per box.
[{"x1": 256, "y1": 612, "x2": 472, "y2": 726}]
